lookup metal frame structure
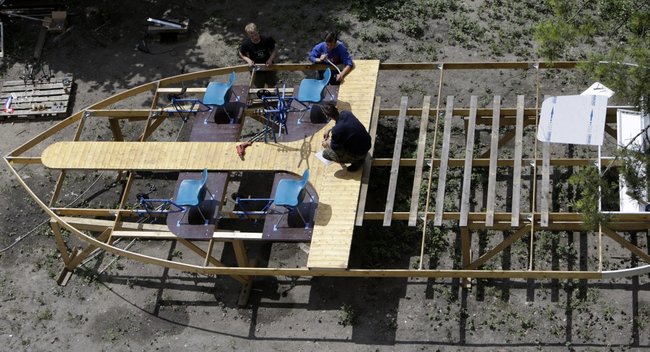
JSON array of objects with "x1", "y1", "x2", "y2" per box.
[{"x1": 4, "y1": 62, "x2": 650, "y2": 296}]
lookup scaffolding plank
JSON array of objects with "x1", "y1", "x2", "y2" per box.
[
  {"x1": 485, "y1": 96, "x2": 501, "y2": 227},
  {"x1": 408, "y1": 96, "x2": 431, "y2": 226},
  {"x1": 384, "y1": 96, "x2": 408, "y2": 226},
  {"x1": 541, "y1": 141, "x2": 551, "y2": 227},
  {"x1": 434, "y1": 96, "x2": 454, "y2": 226},
  {"x1": 460, "y1": 96, "x2": 478, "y2": 227},
  {"x1": 355, "y1": 97, "x2": 380, "y2": 226},
  {"x1": 511, "y1": 95, "x2": 525, "y2": 226}
]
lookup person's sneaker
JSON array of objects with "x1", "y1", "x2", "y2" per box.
[{"x1": 347, "y1": 161, "x2": 363, "y2": 172}]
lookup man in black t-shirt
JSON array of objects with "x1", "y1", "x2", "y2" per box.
[
  {"x1": 239, "y1": 23, "x2": 278, "y2": 88},
  {"x1": 320, "y1": 102, "x2": 371, "y2": 172}
]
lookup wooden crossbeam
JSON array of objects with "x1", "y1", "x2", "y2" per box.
[
  {"x1": 485, "y1": 96, "x2": 501, "y2": 227},
  {"x1": 460, "y1": 96, "x2": 478, "y2": 227},
  {"x1": 601, "y1": 227, "x2": 650, "y2": 264},
  {"x1": 434, "y1": 96, "x2": 454, "y2": 226},
  {"x1": 511, "y1": 95, "x2": 525, "y2": 227},
  {"x1": 408, "y1": 96, "x2": 431, "y2": 226},
  {"x1": 384, "y1": 96, "x2": 408, "y2": 226},
  {"x1": 467, "y1": 225, "x2": 531, "y2": 269}
]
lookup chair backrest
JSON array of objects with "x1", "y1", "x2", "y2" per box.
[
  {"x1": 226, "y1": 71, "x2": 235, "y2": 87},
  {"x1": 299, "y1": 169, "x2": 310, "y2": 188},
  {"x1": 320, "y1": 68, "x2": 331, "y2": 86},
  {"x1": 200, "y1": 168, "x2": 208, "y2": 186}
]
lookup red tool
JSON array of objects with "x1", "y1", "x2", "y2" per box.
[{"x1": 236, "y1": 142, "x2": 253, "y2": 160}]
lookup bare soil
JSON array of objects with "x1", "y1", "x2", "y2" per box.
[{"x1": 0, "y1": 1, "x2": 648, "y2": 351}]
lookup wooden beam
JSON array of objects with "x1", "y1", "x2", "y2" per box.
[
  {"x1": 485, "y1": 96, "x2": 501, "y2": 227},
  {"x1": 176, "y1": 237, "x2": 248, "y2": 284},
  {"x1": 601, "y1": 227, "x2": 650, "y2": 264},
  {"x1": 408, "y1": 96, "x2": 431, "y2": 226},
  {"x1": 460, "y1": 96, "x2": 477, "y2": 227},
  {"x1": 434, "y1": 96, "x2": 454, "y2": 226},
  {"x1": 467, "y1": 225, "x2": 531, "y2": 269},
  {"x1": 66, "y1": 228, "x2": 112, "y2": 270},
  {"x1": 511, "y1": 95, "x2": 525, "y2": 227},
  {"x1": 384, "y1": 96, "x2": 408, "y2": 226},
  {"x1": 355, "y1": 96, "x2": 381, "y2": 226}
]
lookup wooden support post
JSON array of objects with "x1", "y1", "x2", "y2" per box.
[
  {"x1": 460, "y1": 96, "x2": 477, "y2": 227},
  {"x1": 176, "y1": 238, "x2": 248, "y2": 284},
  {"x1": 50, "y1": 220, "x2": 71, "y2": 264},
  {"x1": 64, "y1": 228, "x2": 112, "y2": 273},
  {"x1": 108, "y1": 119, "x2": 125, "y2": 141},
  {"x1": 460, "y1": 226, "x2": 471, "y2": 268},
  {"x1": 355, "y1": 96, "x2": 381, "y2": 226},
  {"x1": 511, "y1": 95, "x2": 525, "y2": 227},
  {"x1": 434, "y1": 96, "x2": 454, "y2": 226},
  {"x1": 485, "y1": 96, "x2": 501, "y2": 227},
  {"x1": 409, "y1": 96, "x2": 431, "y2": 226},
  {"x1": 203, "y1": 240, "x2": 216, "y2": 267},
  {"x1": 384, "y1": 96, "x2": 408, "y2": 226}
]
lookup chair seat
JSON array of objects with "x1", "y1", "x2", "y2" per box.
[
  {"x1": 203, "y1": 82, "x2": 231, "y2": 106},
  {"x1": 296, "y1": 79, "x2": 326, "y2": 103},
  {"x1": 274, "y1": 178, "x2": 304, "y2": 207}
]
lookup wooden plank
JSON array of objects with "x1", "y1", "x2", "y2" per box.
[
  {"x1": 408, "y1": 96, "x2": 431, "y2": 226},
  {"x1": 434, "y1": 96, "x2": 454, "y2": 226},
  {"x1": 540, "y1": 142, "x2": 551, "y2": 227},
  {"x1": 383, "y1": 96, "x2": 408, "y2": 226},
  {"x1": 511, "y1": 95, "x2": 525, "y2": 226},
  {"x1": 460, "y1": 96, "x2": 478, "y2": 227},
  {"x1": 485, "y1": 96, "x2": 501, "y2": 227},
  {"x1": 355, "y1": 96, "x2": 381, "y2": 226},
  {"x1": 460, "y1": 226, "x2": 471, "y2": 268},
  {"x1": 307, "y1": 60, "x2": 380, "y2": 269}
]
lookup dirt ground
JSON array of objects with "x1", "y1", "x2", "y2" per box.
[{"x1": 1, "y1": 1, "x2": 649, "y2": 351}]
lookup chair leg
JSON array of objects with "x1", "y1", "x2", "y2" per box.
[
  {"x1": 176, "y1": 205, "x2": 210, "y2": 226},
  {"x1": 297, "y1": 107, "x2": 309, "y2": 124},
  {"x1": 273, "y1": 205, "x2": 310, "y2": 231},
  {"x1": 176, "y1": 206, "x2": 187, "y2": 226}
]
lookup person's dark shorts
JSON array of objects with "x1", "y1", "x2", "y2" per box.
[
  {"x1": 322, "y1": 148, "x2": 366, "y2": 164},
  {"x1": 252, "y1": 70, "x2": 278, "y2": 88}
]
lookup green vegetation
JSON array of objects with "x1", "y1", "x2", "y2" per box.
[{"x1": 535, "y1": 0, "x2": 650, "y2": 110}]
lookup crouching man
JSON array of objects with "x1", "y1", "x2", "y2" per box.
[{"x1": 320, "y1": 102, "x2": 371, "y2": 172}]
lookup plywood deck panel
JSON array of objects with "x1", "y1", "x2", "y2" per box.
[{"x1": 41, "y1": 60, "x2": 381, "y2": 269}]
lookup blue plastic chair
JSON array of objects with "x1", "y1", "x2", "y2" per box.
[
  {"x1": 294, "y1": 68, "x2": 332, "y2": 123},
  {"x1": 273, "y1": 169, "x2": 313, "y2": 230},
  {"x1": 175, "y1": 169, "x2": 214, "y2": 226},
  {"x1": 202, "y1": 71, "x2": 237, "y2": 123}
]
